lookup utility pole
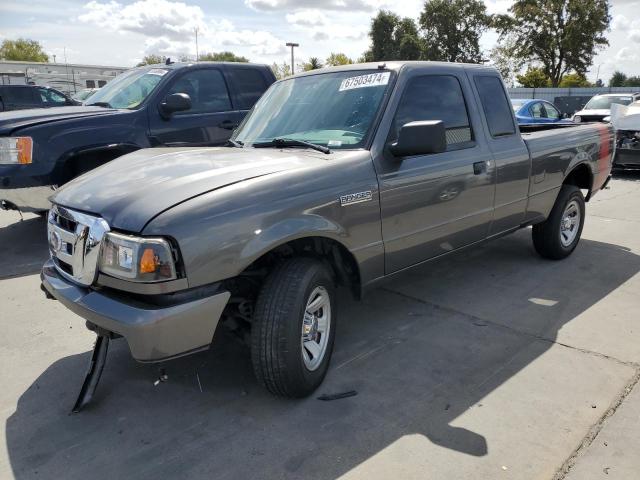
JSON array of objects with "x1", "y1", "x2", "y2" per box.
[
  {"x1": 595, "y1": 63, "x2": 602, "y2": 86},
  {"x1": 64, "y1": 47, "x2": 70, "y2": 95},
  {"x1": 286, "y1": 42, "x2": 299, "y2": 76},
  {"x1": 195, "y1": 27, "x2": 199, "y2": 62}
]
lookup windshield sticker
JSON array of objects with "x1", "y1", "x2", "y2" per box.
[
  {"x1": 147, "y1": 69, "x2": 168, "y2": 76},
  {"x1": 339, "y1": 72, "x2": 390, "y2": 92},
  {"x1": 328, "y1": 140, "x2": 343, "y2": 147}
]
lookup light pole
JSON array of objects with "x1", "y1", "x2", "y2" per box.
[
  {"x1": 194, "y1": 27, "x2": 199, "y2": 62},
  {"x1": 286, "y1": 42, "x2": 299, "y2": 76},
  {"x1": 595, "y1": 63, "x2": 602, "y2": 86}
]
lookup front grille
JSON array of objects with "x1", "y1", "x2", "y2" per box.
[{"x1": 47, "y1": 205, "x2": 110, "y2": 286}]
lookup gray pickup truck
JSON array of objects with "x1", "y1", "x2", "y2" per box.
[{"x1": 41, "y1": 62, "x2": 613, "y2": 410}]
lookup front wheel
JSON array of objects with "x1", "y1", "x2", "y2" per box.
[
  {"x1": 251, "y1": 258, "x2": 336, "y2": 397},
  {"x1": 532, "y1": 184, "x2": 585, "y2": 259}
]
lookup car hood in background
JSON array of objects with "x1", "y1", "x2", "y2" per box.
[
  {"x1": 52, "y1": 147, "x2": 328, "y2": 232},
  {"x1": 0, "y1": 106, "x2": 120, "y2": 135},
  {"x1": 573, "y1": 109, "x2": 610, "y2": 118},
  {"x1": 610, "y1": 103, "x2": 640, "y2": 131}
]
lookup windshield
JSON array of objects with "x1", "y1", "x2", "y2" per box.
[
  {"x1": 73, "y1": 89, "x2": 96, "y2": 101},
  {"x1": 584, "y1": 95, "x2": 633, "y2": 110},
  {"x1": 511, "y1": 99, "x2": 527, "y2": 111},
  {"x1": 233, "y1": 70, "x2": 393, "y2": 149},
  {"x1": 86, "y1": 67, "x2": 167, "y2": 109}
]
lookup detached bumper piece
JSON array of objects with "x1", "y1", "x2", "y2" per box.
[{"x1": 72, "y1": 334, "x2": 109, "y2": 413}]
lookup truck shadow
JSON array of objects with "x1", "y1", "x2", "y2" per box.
[
  {"x1": 5, "y1": 231, "x2": 640, "y2": 479},
  {"x1": 0, "y1": 213, "x2": 48, "y2": 279}
]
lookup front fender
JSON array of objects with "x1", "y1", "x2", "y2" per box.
[{"x1": 239, "y1": 214, "x2": 347, "y2": 261}]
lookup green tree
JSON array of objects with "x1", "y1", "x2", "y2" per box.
[
  {"x1": 609, "y1": 71, "x2": 628, "y2": 87},
  {"x1": 302, "y1": 57, "x2": 323, "y2": 71},
  {"x1": 559, "y1": 73, "x2": 591, "y2": 88},
  {"x1": 419, "y1": 0, "x2": 491, "y2": 63},
  {"x1": 362, "y1": 10, "x2": 422, "y2": 61},
  {"x1": 625, "y1": 76, "x2": 640, "y2": 87},
  {"x1": 0, "y1": 38, "x2": 49, "y2": 62},
  {"x1": 496, "y1": 0, "x2": 610, "y2": 87},
  {"x1": 136, "y1": 54, "x2": 165, "y2": 67},
  {"x1": 516, "y1": 67, "x2": 551, "y2": 88},
  {"x1": 271, "y1": 62, "x2": 291, "y2": 80},
  {"x1": 199, "y1": 51, "x2": 249, "y2": 62},
  {"x1": 489, "y1": 36, "x2": 525, "y2": 87},
  {"x1": 325, "y1": 52, "x2": 353, "y2": 66}
]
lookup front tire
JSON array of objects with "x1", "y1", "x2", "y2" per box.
[
  {"x1": 532, "y1": 184, "x2": 585, "y2": 259},
  {"x1": 251, "y1": 258, "x2": 336, "y2": 397}
]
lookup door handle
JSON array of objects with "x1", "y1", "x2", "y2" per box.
[
  {"x1": 473, "y1": 161, "x2": 487, "y2": 175},
  {"x1": 218, "y1": 120, "x2": 239, "y2": 130}
]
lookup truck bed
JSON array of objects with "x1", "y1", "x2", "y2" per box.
[{"x1": 520, "y1": 122, "x2": 614, "y2": 211}]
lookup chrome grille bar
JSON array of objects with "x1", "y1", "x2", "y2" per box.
[{"x1": 47, "y1": 205, "x2": 110, "y2": 286}]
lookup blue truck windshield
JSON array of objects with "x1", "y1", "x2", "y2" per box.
[{"x1": 86, "y1": 67, "x2": 168, "y2": 109}]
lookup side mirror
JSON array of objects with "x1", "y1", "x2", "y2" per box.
[
  {"x1": 159, "y1": 93, "x2": 191, "y2": 118},
  {"x1": 390, "y1": 120, "x2": 447, "y2": 158}
]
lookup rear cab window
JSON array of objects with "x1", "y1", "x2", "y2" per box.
[
  {"x1": 474, "y1": 76, "x2": 516, "y2": 137},
  {"x1": 226, "y1": 67, "x2": 268, "y2": 110}
]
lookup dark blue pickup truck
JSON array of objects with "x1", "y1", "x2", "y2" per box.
[{"x1": 0, "y1": 61, "x2": 275, "y2": 212}]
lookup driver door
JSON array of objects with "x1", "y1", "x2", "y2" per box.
[
  {"x1": 148, "y1": 67, "x2": 243, "y2": 147},
  {"x1": 375, "y1": 72, "x2": 496, "y2": 273}
]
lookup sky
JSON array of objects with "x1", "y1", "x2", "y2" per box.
[{"x1": 0, "y1": 0, "x2": 638, "y2": 82}]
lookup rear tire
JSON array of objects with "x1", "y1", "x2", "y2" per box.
[
  {"x1": 251, "y1": 258, "x2": 336, "y2": 397},
  {"x1": 532, "y1": 184, "x2": 585, "y2": 260}
]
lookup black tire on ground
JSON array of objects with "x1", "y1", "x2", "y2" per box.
[
  {"x1": 251, "y1": 257, "x2": 336, "y2": 397},
  {"x1": 532, "y1": 184, "x2": 585, "y2": 260},
  {"x1": 0, "y1": 100, "x2": 4, "y2": 112}
]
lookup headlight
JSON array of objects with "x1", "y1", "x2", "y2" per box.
[
  {"x1": 99, "y1": 232, "x2": 178, "y2": 282},
  {"x1": 573, "y1": 115, "x2": 582, "y2": 123},
  {"x1": 0, "y1": 137, "x2": 33, "y2": 164}
]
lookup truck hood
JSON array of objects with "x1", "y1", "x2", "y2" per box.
[
  {"x1": 52, "y1": 146, "x2": 327, "y2": 232},
  {"x1": 0, "y1": 106, "x2": 120, "y2": 135}
]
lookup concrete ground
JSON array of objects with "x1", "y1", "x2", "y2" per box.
[{"x1": 1, "y1": 174, "x2": 639, "y2": 480}]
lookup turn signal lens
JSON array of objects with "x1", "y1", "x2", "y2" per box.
[
  {"x1": 16, "y1": 137, "x2": 33, "y2": 164},
  {"x1": 0, "y1": 136, "x2": 33, "y2": 164},
  {"x1": 139, "y1": 248, "x2": 158, "y2": 273},
  {"x1": 99, "y1": 232, "x2": 178, "y2": 282}
]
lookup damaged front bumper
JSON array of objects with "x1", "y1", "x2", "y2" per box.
[{"x1": 41, "y1": 259, "x2": 230, "y2": 362}]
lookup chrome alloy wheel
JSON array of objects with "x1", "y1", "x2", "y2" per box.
[
  {"x1": 560, "y1": 199, "x2": 581, "y2": 247},
  {"x1": 301, "y1": 286, "x2": 331, "y2": 371}
]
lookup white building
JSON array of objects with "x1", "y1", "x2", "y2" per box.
[{"x1": 0, "y1": 60, "x2": 128, "y2": 95}]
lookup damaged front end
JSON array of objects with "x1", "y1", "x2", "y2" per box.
[{"x1": 41, "y1": 204, "x2": 230, "y2": 412}]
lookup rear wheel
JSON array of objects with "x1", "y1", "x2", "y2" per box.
[
  {"x1": 251, "y1": 258, "x2": 336, "y2": 397},
  {"x1": 532, "y1": 184, "x2": 585, "y2": 259}
]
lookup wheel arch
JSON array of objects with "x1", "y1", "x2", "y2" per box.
[
  {"x1": 58, "y1": 142, "x2": 140, "y2": 184},
  {"x1": 238, "y1": 233, "x2": 362, "y2": 300},
  {"x1": 563, "y1": 162, "x2": 594, "y2": 201}
]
